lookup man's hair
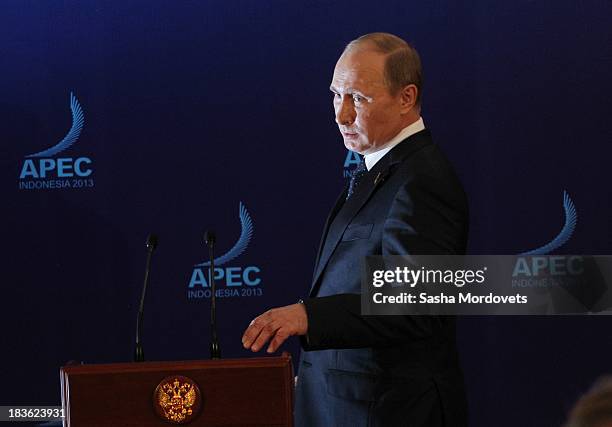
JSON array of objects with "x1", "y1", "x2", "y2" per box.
[
  {"x1": 344, "y1": 32, "x2": 423, "y2": 105},
  {"x1": 565, "y1": 376, "x2": 612, "y2": 427}
]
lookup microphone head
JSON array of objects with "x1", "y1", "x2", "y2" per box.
[
  {"x1": 146, "y1": 234, "x2": 158, "y2": 251},
  {"x1": 204, "y1": 230, "x2": 216, "y2": 246}
]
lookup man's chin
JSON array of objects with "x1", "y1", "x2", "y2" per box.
[{"x1": 343, "y1": 139, "x2": 367, "y2": 154}]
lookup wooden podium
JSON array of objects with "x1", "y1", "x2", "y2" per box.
[{"x1": 60, "y1": 354, "x2": 294, "y2": 427}]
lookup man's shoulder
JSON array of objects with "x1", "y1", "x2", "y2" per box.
[
  {"x1": 387, "y1": 131, "x2": 468, "y2": 212},
  {"x1": 387, "y1": 129, "x2": 435, "y2": 166},
  {"x1": 390, "y1": 131, "x2": 458, "y2": 181}
]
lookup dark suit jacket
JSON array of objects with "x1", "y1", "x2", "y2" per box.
[{"x1": 294, "y1": 129, "x2": 469, "y2": 427}]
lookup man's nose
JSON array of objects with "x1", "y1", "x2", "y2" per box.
[{"x1": 335, "y1": 97, "x2": 356, "y2": 126}]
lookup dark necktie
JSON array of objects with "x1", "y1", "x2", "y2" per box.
[{"x1": 346, "y1": 159, "x2": 367, "y2": 201}]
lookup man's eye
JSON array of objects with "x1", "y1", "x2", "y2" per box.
[{"x1": 352, "y1": 95, "x2": 364, "y2": 103}]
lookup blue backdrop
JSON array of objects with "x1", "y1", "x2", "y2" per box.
[{"x1": 1, "y1": 1, "x2": 611, "y2": 426}]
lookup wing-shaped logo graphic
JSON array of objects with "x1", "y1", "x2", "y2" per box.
[
  {"x1": 519, "y1": 191, "x2": 577, "y2": 255},
  {"x1": 195, "y1": 202, "x2": 254, "y2": 267},
  {"x1": 25, "y1": 92, "x2": 85, "y2": 158}
]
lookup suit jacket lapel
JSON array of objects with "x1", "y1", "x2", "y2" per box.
[
  {"x1": 309, "y1": 159, "x2": 390, "y2": 296},
  {"x1": 309, "y1": 130, "x2": 434, "y2": 296},
  {"x1": 311, "y1": 183, "x2": 348, "y2": 282}
]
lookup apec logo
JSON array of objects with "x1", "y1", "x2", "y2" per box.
[
  {"x1": 512, "y1": 191, "x2": 579, "y2": 287},
  {"x1": 343, "y1": 151, "x2": 361, "y2": 178},
  {"x1": 18, "y1": 92, "x2": 94, "y2": 190},
  {"x1": 187, "y1": 202, "x2": 263, "y2": 299},
  {"x1": 513, "y1": 256, "x2": 584, "y2": 277}
]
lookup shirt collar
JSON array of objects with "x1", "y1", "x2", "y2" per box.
[{"x1": 364, "y1": 117, "x2": 425, "y2": 171}]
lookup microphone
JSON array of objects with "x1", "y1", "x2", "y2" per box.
[
  {"x1": 205, "y1": 230, "x2": 221, "y2": 359},
  {"x1": 134, "y1": 233, "x2": 158, "y2": 362}
]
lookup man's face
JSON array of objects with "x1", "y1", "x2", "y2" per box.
[{"x1": 330, "y1": 48, "x2": 405, "y2": 155}]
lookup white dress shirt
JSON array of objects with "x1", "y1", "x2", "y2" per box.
[{"x1": 364, "y1": 117, "x2": 425, "y2": 171}]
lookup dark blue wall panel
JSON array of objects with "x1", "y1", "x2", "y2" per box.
[{"x1": 1, "y1": 1, "x2": 611, "y2": 425}]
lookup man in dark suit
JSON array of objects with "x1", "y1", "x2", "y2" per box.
[{"x1": 242, "y1": 32, "x2": 468, "y2": 426}]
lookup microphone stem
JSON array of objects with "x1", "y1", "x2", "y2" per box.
[
  {"x1": 210, "y1": 243, "x2": 220, "y2": 359},
  {"x1": 135, "y1": 249, "x2": 153, "y2": 362}
]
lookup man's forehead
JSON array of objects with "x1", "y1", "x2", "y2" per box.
[
  {"x1": 331, "y1": 67, "x2": 386, "y2": 91},
  {"x1": 332, "y1": 49, "x2": 387, "y2": 88},
  {"x1": 338, "y1": 47, "x2": 386, "y2": 67}
]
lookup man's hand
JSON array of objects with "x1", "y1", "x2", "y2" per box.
[{"x1": 242, "y1": 303, "x2": 308, "y2": 353}]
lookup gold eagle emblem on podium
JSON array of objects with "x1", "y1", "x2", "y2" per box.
[{"x1": 154, "y1": 375, "x2": 202, "y2": 424}]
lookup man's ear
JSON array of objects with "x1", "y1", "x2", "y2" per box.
[{"x1": 399, "y1": 84, "x2": 418, "y2": 114}]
